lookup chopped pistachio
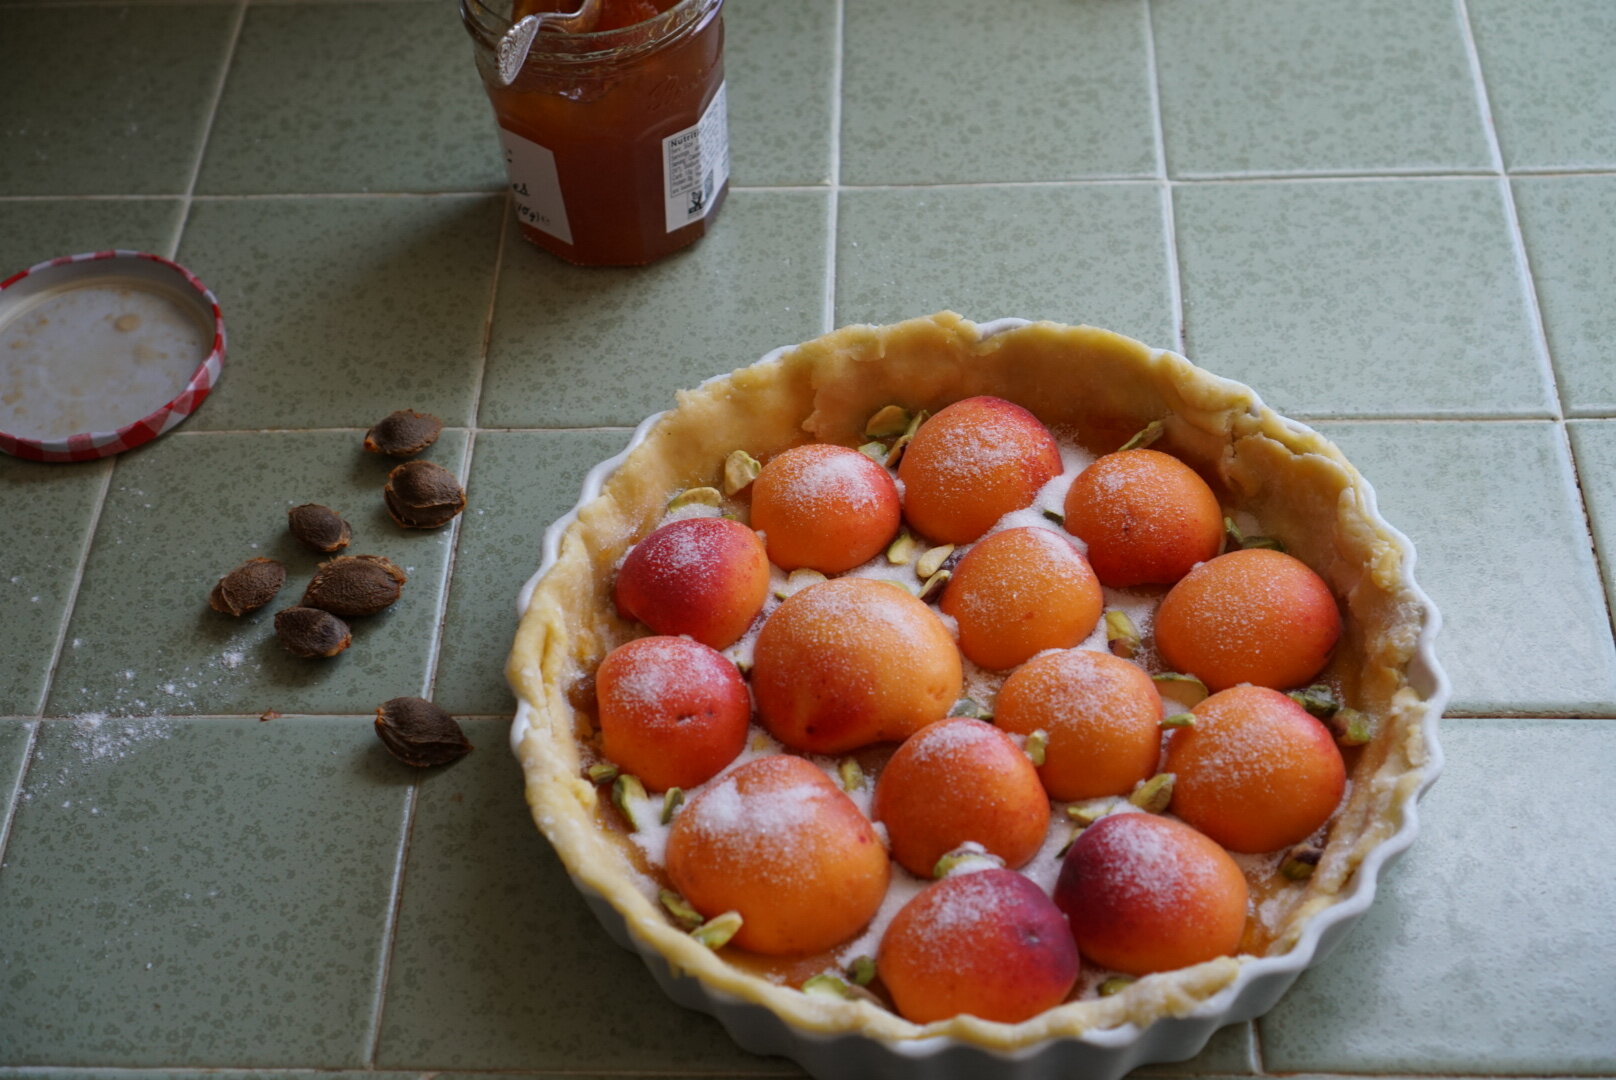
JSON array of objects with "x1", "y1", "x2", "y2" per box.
[
  {"x1": 1288, "y1": 684, "x2": 1340, "y2": 719},
  {"x1": 802, "y1": 973, "x2": 855, "y2": 1000},
  {"x1": 1099, "y1": 975, "x2": 1137, "y2": 997},
  {"x1": 1120, "y1": 420, "x2": 1164, "y2": 452},
  {"x1": 722, "y1": 450, "x2": 762, "y2": 495},
  {"x1": 1331, "y1": 707, "x2": 1376, "y2": 746},
  {"x1": 865, "y1": 404, "x2": 911, "y2": 438},
  {"x1": 1066, "y1": 804, "x2": 1105, "y2": 827},
  {"x1": 661, "y1": 787, "x2": 685, "y2": 825},
  {"x1": 611, "y1": 773, "x2": 647, "y2": 831},
  {"x1": 933, "y1": 845, "x2": 1004, "y2": 879},
  {"x1": 857, "y1": 441, "x2": 889, "y2": 464},
  {"x1": 1281, "y1": 844, "x2": 1324, "y2": 881},
  {"x1": 774, "y1": 567, "x2": 829, "y2": 599},
  {"x1": 915, "y1": 544, "x2": 955, "y2": 580},
  {"x1": 690, "y1": 910, "x2": 743, "y2": 949},
  {"x1": 659, "y1": 889, "x2": 704, "y2": 928},
  {"x1": 886, "y1": 530, "x2": 919, "y2": 566},
  {"x1": 586, "y1": 762, "x2": 619, "y2": 785},
  {"x1": 847, "y1": 954, "x2": 877, "y2": 987},
  {"x1": 1129, "y1": 772, "x2": 1175, "y2": 814},
  {"x1": 917, "y1": 568, "x2": 951, "y2": 603},
  {"x1": 1105, "y1": 610, "x2": 1142, "y2": 659},
  {"x1": 667, "y1": 486, "x2": 723, "y2": 512},
  {"x1": 1152, "y1": 671, "x2": 1210, "y2": 710},
  {"x1": 838, "y1": 758, "x2": 865, "y2": 793},
  {"x1": 904, "y1": 408, "x2": 931, "y2": 439},
  {"x1": 1224, "y1": 515, "x2": 1285, "y2": 552},
  {"x1": 1041, "y1": 508, "x2": 1066, "y2": 526},
  {"x1": 949, "y1": 697, "x2": 994, "y2": 721},
  {"x1": 883, "y1": 434, "x2": 913, "y2": 469},
  {"x1": 1160, "y1": 712, "x2": 1197, "y2": 730},
  {"x1": 1025, "y1": 729, "x2": 1049, "y2": 767},
  {"x1": 1243, "y1": 534, "x2": 1287, "y2": 552}
]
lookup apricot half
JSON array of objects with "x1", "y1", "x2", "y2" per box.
[
  {"x1": 878, "y1": 868, "x2": 1079, "y2": 1024},
  {"x1": 939, "y1": 526, "x2": 1103, "y2": 671},
  {"x1": 1165, "y1": 684, "x2": 1346, "y2": 853},
  {"x1": 898, "y1": 396, "x2": 1062, "y2": 544},
  {"x1": 613, "y1": 516, "x2": 770, "y2": 650},
  {"x1": 1063, "y1": 448, "x2": 1223, "y2": 588},
  {"x1": 751, "y1": 577, "x2": 963, "y2": 755},
  {"x1": 750, "y1": 443, "x2": 902, "y2": 574},
  {"x1": 871, "y1": 718, "x2": 1050, "y2": 876},
  {"x1": 1153, "y1": 548, "x2": 1341, "y2": 692},
  {"x1": 993, "y1": 648, "x2": 1163, "y2": 802},
  {"x1": 665, "y1": 755, "x2": 890, "y2": 955},
  {"x1": 1054, "y1": 812, "x2": 1248, "y2": 976}
]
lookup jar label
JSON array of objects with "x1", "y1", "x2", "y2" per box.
[
  {"x1": 498, "y1": 126, "x2": 573, "y2": 246},
  {"x1": 663, "y1": 81, "x2": 730, "y2": 234}
]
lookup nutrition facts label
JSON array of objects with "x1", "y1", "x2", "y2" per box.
[
  {"x1": 662, "y1": 81, "x2": 730, "y2": 234},
  {"x1": 497, "y1": 127, "x2": 573, "y2": 246}
]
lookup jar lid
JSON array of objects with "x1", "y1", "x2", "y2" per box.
[{"x1": 0, "y1": 250, "x2": 226, "y2": 463}]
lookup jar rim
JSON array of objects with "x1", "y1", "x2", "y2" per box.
[{"x1": 461, "y1": 0, "x2": 721, "y2": 65}]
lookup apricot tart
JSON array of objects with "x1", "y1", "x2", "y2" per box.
[{"x1": 508, "y1": 313, "x2": 1447, "y2": 1078}]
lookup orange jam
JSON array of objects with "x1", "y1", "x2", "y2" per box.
[{"x1": 462, "y1": 0, "x2": 728, "y2": 266}]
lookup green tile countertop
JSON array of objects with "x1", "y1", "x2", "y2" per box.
[{"x1": 1, "y1": 0, "x2": 1613, "y2": 1074}]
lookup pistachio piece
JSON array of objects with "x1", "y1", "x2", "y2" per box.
[
  {"x1": 1152, "y1": 671, "x2": 1209, "y2": 710},
  {"x1": 857, "y1": 441, "x2": 889, "y2": 464},
  {"x1": 208, "y1": 556, "x2": 287, "y2": 616},
  {"x1": 287, "y1": 503, "x2": 351, "y2": 553},
  {"x1": 1281, "y1": 844, "x2": 1324, "y2": 880},
  {"x1": 1330, "y1": 707, "x2": 1377, "y2": 746},
  {"x1": 1288, "y1": 683, "x2": 1340, "y2": 719},
  {"x1": 802, "y1": 973, "x2": 855, "y2": 1000},
  {"x1": 611, "y1": 773, "x2": 647, "y2": 831},
  {"x1": 659, "y1": 889, "x2": 704, "y2": 928},
  {"x1": 690, "y1": 910, "x2": 743, "y2": 949},
  {"x1": 1119, "y1": 420, "x2": 1164, "y2": 452},
  {"x1": 1242, "y1": 534, "x2": 1287, "y2": 552},
  {"x1": 1224, "y1": 515, "x2": 1285, "y2": 553},
  {"x1": 586, "y1": 762, "x2": 618, "y2": 784},
  {"x1": 903, "y1": 408, "x2": 931, "y2": 439},
  {"x1": 948, "y1": 697, "x2": 993, "y2": 721},
  {"x1": 661, "y1": 787, "x2": 685, "y2": 825},
  {"x1": 1025, "y1": 729, "x2": 1049, "y2": 767},
  {"x1": 917, "y1": 568, "x2": 951, "y2": 604},
  {"x1": 1041, "y1": 507, "x2": 1066, "y2": 526},
  {"x1": 915, "y1": 544, "x2": 955, "y2": 580},
  {"x1": 838, "y1": 758, "x2": 865, "y2": 793},
  {"x1": 1160, "y1": 712, "x2": 1197, "y2": 730},
  {"x1": 886, "y1": 529, "x2": 919, "y2": 565},
  {"x1": 847, "y1": 954, "x2": 877, "y2": 987},
  {"x1": 864, "y1": 404, "x2": 911, "y2": 438},
  {"x1": 883, "y1": 433, "x2": 913, "y2": 469},
  {"x1": 771, "y1": 566, "x2": 828, "y2": 600},
  {"x1": 1105, "y1": 609, "x2": 1142, "y2": 659},
  {"x1": 722, "y1": 450, "x2": 762, "y2": 495},
  {"x1": 666, "y1": 486, "x2": 723, "y2": 513},
  {"x1": 1098, "y1": 975, "x2": 1137, "y2": 997},
  {"x1": 932, "y1": 844, "x2": 1005, "y2": 879},
  {"x1": 1128, "y1": 772, "x2": 1175, "y2": 814},
  {"x1": 1066, "y1": 804, "x2": 1105, "y2": 827}
]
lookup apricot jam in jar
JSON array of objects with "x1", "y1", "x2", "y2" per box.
[{"x1": 461, "y1": 0, "x2": 728, "y2": 266}]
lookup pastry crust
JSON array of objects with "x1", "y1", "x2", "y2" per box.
[{"x1": 508, "y1": 312, "x2": 1439, "y2": 1048}]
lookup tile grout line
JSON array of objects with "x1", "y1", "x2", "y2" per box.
[
  {"x1": 0, "y1": 722, "x2": 40, "y2": 873},
  {"x1": 32, "y1": 461, "x2": 116, "y2": 719},
  {"x1": 362, "y1": 778, "x2": 419, "y2": 1065},
  {"x1": 820, "y1": 0, "x2": 846, "y2": 333},
  {"x1": 173, "y1": 0, "x2": 249, "y2": 256},
  {"x1": 1139, "y1": 0, "x2": 1185, "y2": 355}
]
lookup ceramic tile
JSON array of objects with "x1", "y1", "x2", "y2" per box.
[
  {"x1": 1174, "y1": 179, "x2": 1551, "y2": 419},
  {"x1": 1318, "y1": 420, "x2": 1616, "y2": 715},
  {"x1": 0, "y1": 200, "x2": 183, "y2": 275},
  {"x1": 1152, "y1": 0, "x2": 1491, "y2": 178},
  {"x1": 1568, "y1": 421, "x2": 1616, "y2": 619},
  {"x1": 1513, "y1": 176, "x2": 1616, "y2": 417},
  {"x1": 0, "y1": 715, "x2": 410, "y2": 1066},
  {"x1": 175, "y1": 195, "x2": 502, "y2": 430},
  {"x1": 432, "y1": 429, "x2": 630, "y2": 715},
  {"x1": 0, "y1": 5, "x2": 234, "y2": 197},
  {"x1": 197, "y1": 2, "x2": 503, "y2": 195},
  {"x1": 839, "y1": 0, "x2": 1156, "y2": 185},
  {"x1": 0, "y1": 718, "x2": 36, "y2": 838},
  {"x1": 725, "y1": 0, "x2": 837, "y2": 187},
  {"x1": 375, "y1": 718, "x2": 783, "y2": 1070},
  {"x1": 835, "y1": 183, "x2": 1175, "y2": 346},
  {"x1": 47, "y1": 430, "x2": 465, "y2": 718},
  {"x1": 0, "y1": 458, "x2": 111, "y2": 716},
  {"x1": 1468, "y1": 0, "x2": 1616, "y2": 171},
  {"x1": 479, "y1": 189, "x2": 827, "y2": 428},
  {"x1": 1261, "y1": 719, "x2": 1616, "y2": 1072}
]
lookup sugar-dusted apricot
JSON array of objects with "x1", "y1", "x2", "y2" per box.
[
  {"x1": 1063, "y1": 448, "x2": 1224, "y2": 588},
  {"x1": 878, "y1": 868, "x2": 1079, "y2": 1024},
  {"x1": 752, "y1": 577, "x2": 962, "y2": 755},
  {"x1": 1054, "y1": 812, "x2": 1248, "y2": 976},
  {"x1": 898, "y1": 396, "x2": 1062, "y2": 544},
  {"x1": 994, "y1": 648, "x2": 1163, "y2": 802},
  {"x1": 939, "y1": 526, "x2": 1103, "y2": 671},
  {"x1": 1153, "y1": 548, "x2": 1341, "y2": 692},
  {"x1": 595, "y1": 636, "x2": 750, "y2": 792},
  {"x1": 665, "y1": 756, "x2": 890, "y2": 955},
  {"x1": 871, "y1": 718, "x2": 1050, "y2": 876},
  {"x1": 749, "y1": 443, "x2": 902, "y2": 574},
  {"x1": 1164, "y1": 684, "x2": 1346, "y2": 853},
  {"x1": 613, "y1": 516, "x2": 770, "y2": 650}
]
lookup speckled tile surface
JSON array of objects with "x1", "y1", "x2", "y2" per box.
[{"x1": 3, "y1": 0, "x2": 1615, "y2": 1074}]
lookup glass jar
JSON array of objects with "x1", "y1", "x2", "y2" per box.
[{"x1": 461, "y1": 0, "x2": 728, "y2": 267}]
